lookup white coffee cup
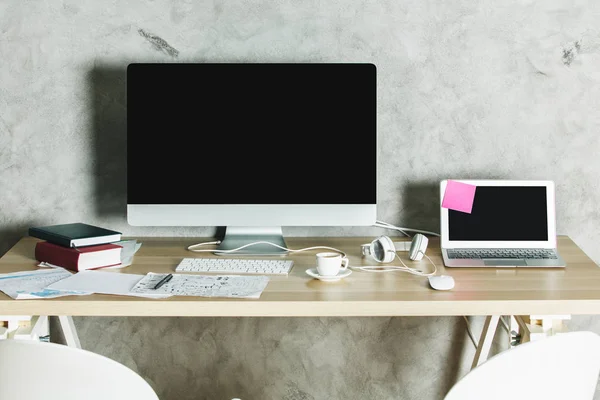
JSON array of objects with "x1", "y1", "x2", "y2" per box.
[{"x1": 316, "y1": 252, "x2": 349, "y2": 276}]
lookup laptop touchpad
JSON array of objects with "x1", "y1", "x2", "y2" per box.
[{"x1": 484, "y1": 259, "x2": 527, "y2": 266}]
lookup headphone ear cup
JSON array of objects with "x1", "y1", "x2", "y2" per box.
[
  {"x1": 371, "y1": 235, "x2": 396, "y2": 263},
  {"x1": 409, "y1": 234, "x2": 428, "y2": 261}
]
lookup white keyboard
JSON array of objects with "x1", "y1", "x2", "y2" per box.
[{"x1": 176, "y1": 258, "x2": 294, "y2": 275}]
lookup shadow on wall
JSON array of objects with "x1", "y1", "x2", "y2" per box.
[
  {"x1": 0, "y1": 224, "x2": 34, "y2": 257},
  {"x1": 401, "y1": 182, "x2": 441, "y2": 234},
  {"x1": 88, "y1": 65, "x2": 128, "y2": 220}
]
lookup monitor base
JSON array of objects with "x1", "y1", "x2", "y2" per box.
[{"x1": 216, "y1": 226, "x2": 289, "y2": 256}]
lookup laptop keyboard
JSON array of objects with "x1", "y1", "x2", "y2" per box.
[{"x1": 447, "y1": 249, "x2": 558, "y2": 259}]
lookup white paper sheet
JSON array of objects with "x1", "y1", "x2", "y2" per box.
[
  {"x1": 98, "y1": 240, "x2": 143, "y2": 269},
  {"x1": 38, "y1": 262, "x2": 62, "y2": 269},
  {"x1": 114, "y1": 240, "x2": 143, "y2": 268},
  {"x1": 46, "y1": 270, "x2": 171, "y2": 299},
  {"x1": 130, "y1": 273, "x2": 270, "y2": 298},
  {"x1": 0, "y1": 268, "x2": 92, "y2": 299}
]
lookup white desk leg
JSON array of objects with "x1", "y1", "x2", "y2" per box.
[
  {"x1": 58, "y1": 316, "x2": 81, "y2": 349},
  {"x1": 471, "y1": 315, "x2": 500, "y2": 370}
]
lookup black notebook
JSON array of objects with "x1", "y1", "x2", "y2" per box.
[{"x1": 29, "y1": 223, "x2": 122, "y2": 248}]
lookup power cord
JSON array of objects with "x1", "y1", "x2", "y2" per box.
[
  {"x1": 187, "y1": 221, "x2": 439, "y2": 277},
  {"x1": 374, "y1": 220, "x2": 441, "y2": 238},
  {"x1": 356, "y1": 221, "x2": 440, "y2": 275},
  {"x1": 187, "y1": 240, "x2": 347, "y2": 258},
  {"x1": 354, "y1": 249, "x2": 438, "y2": 276}
]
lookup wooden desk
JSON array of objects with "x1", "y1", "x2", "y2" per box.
[
  {"x1": 0, "y1": 235, "x2": 599, "y2": 317},
  {"x1": 1, "y1": 235, "x2": 600, "y2": 365}
]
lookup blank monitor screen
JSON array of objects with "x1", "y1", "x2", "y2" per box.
[
  {"x1": 448, "y1": 186, "x2": 548, "y2": 241},
  {"x1": 127, "y1": 63, "x2": 377, "y2": 207}
]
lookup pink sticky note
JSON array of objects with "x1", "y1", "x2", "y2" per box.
[{"x1": 442, "y1": 180, "x2": 477, "y2": 214}]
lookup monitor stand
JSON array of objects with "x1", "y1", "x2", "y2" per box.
[{"x1": 216, "y1": 226, "x2": 289, "y2": 256}]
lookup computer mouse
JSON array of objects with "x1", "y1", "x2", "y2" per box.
[{"x1": 428, "y1": 275, "x2": 455, "y2": 291}]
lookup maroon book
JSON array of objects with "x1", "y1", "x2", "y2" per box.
[{"x1": 35, "y1": 241, "x2": 122, "y2": 272}]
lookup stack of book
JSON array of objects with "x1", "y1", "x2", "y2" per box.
[{"x1": 29, "y1": 223, "x2": 123, "y2": 272}]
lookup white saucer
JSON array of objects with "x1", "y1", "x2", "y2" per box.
[{"x1": 306, "y1": 268, "x2": 352, "y2": 282}]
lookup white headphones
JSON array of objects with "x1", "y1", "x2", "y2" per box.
[
  {"x1": 360, "y1": 233, "x2": 436, "y2": 276},
  {"x1": 361, "y1": 234, "x2": 428, "y2": 262}
]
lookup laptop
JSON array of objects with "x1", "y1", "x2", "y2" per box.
[{"x1": 440, "y1": 180, "x2": 565, "y2": 268}]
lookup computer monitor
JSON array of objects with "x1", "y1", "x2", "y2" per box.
[{"x1": 127, "y1": 62, "x2": 377, "y2": 255}]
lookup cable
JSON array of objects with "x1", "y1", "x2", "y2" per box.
[
  {"x1": 373, "y1": 221, "x2": 410, "y2": 237},
  {"x1": 500, "y1": 315, "x2": 513, "y2": 349},
  {"x1": 187, "y1": 240, "x2": 347, "y2": 258},
  {"x1": 187, "y1": 241, "x2": 221, "y2": 251},
  {"x1": 353, "y1": 250, "x2": 437, "y2": 277},
  {"x1": 188, "y1": 221, "x2": 440, "y2": 276},
  {"x1": 463, "y1": 316, "x2": 479, "y2": 348},
  {"x1": 500, "y1": 315, "x2": 510, "y2": 333},
  {"x1": 374, "y1": 220, "x2": 441, "y2": 237}
]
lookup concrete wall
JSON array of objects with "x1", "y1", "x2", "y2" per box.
[{"x1": 2, "y1": 0, "x2": 600, "y2": 398}]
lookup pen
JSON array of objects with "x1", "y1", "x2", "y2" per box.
[{"x1": 153, "y1": 274, "x2": 173, "y2": 290}]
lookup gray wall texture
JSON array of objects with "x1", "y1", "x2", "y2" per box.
[{"x1": 2, "y1": 0, "x2": 600, "y2": 399}]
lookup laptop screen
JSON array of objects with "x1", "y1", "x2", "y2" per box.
[{"x1": 448, "y1": 186, "x2": 548, "y2": 241}]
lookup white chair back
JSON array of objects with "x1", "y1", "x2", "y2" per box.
[
  {"x1": 445, "y1": 331, "x2": 600, "y2": 400},
  {"x1": 0, "y1": 340, "x2": 159, "y2": 400}
]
